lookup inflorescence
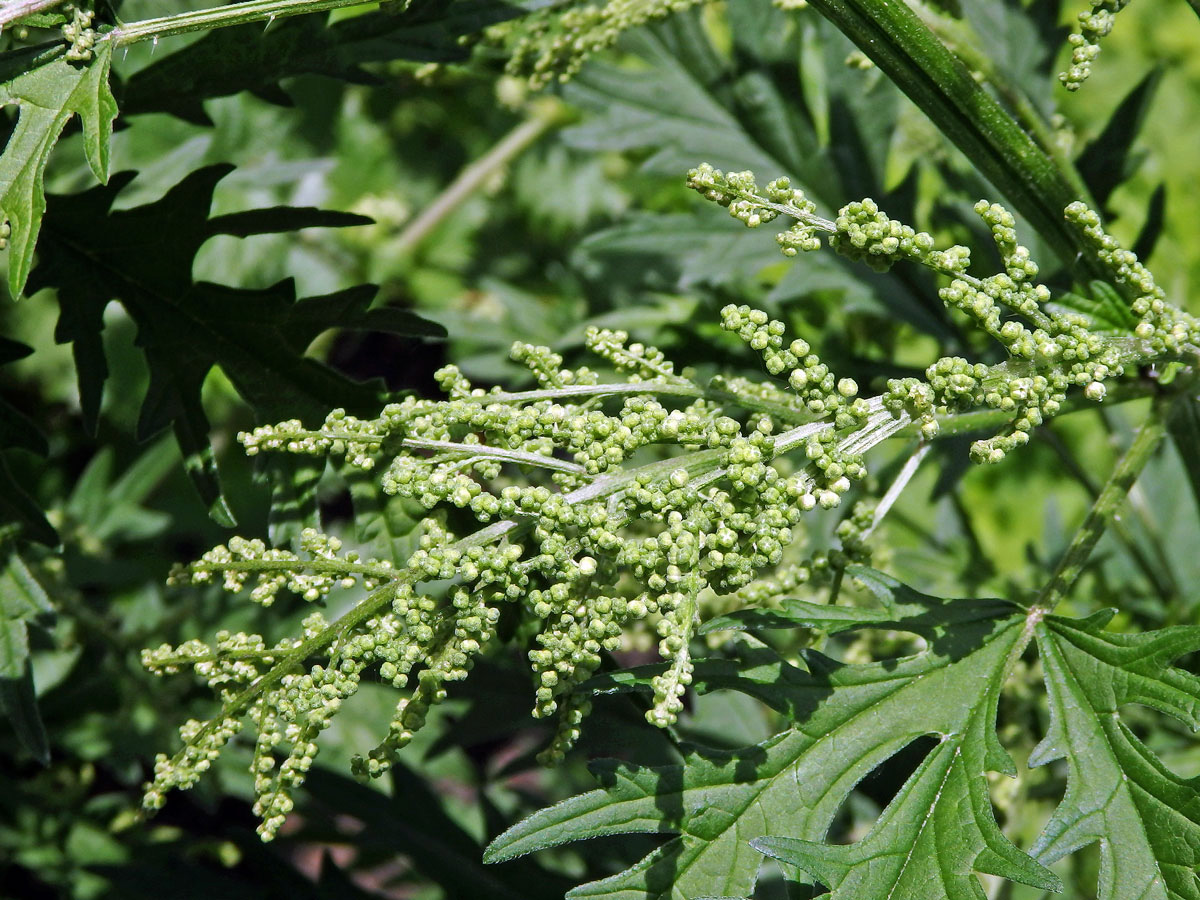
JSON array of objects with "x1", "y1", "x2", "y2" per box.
[
  {"x1": 487, "y1": 0, "x2": 708, "y2": 89},
  {"x1": 1059, "y1": 0, "x2": 1132, "y2": 91},
  {"x1": 687, "y1": 162, "x2": 1199, "y2": 462},
  {"x1": 144, "y1": 163, "x2": 1196, "y2": 842}
]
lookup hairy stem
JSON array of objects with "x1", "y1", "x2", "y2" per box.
[{"x1": 1032, "y1": 394, "x2": 1173, "y2": 613}]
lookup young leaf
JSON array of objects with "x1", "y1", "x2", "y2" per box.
[
  {"x1": 0, "y1": 41, "x2": 117, "y2": 297},
  {"x1": 1031, "y1": 611, "x2": 1200, "y2": 900},
  {"x1": 487, "y1": 575, "x2": 1055, "y2": 899}
]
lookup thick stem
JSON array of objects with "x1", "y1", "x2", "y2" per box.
[{"x1": 1032, "y1": 394, "x2": 1173, "y2": 614}]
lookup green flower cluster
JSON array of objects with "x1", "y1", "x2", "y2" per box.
[
  {"x1": 489, "y1": 0, "x2": 707, "y2": 89},
  {"x1": 1060, "y1": 0, "x2": 1132, "y2": 91},
  {"x1": 62, "y1": 4, "x2": 97, "y2": 62},
  {"x1": 146, "y1": 319, "x2": 913, "y2": 838},
  {"x1": 689, "y1": 162, "x2": 1199, "y2": 464}
]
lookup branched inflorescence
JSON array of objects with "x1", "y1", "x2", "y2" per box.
[
  {"x1": 145, "y1": 163, "x2": 1197, "y2": 843},
  {"x1": 1059, "y1": 0, "x2": 1132, "y2": 91},
  {"x1": 687, "y1": 162, "x2": 1199, "y2": 463},
  {"x1": 146, "y1": 318, "x2": 904, "y2": 839}
]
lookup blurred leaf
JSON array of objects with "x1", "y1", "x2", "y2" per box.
[
  {"x1": 1167, "y1": 394, "x2": 1200, "y2": 519},
  {"x1": 1133, "y1": 182, "x2": 1167, "y2": 263},
  {"x1": 0, "y1": 336, "x2": 47, "y2": 456},
  {"x1": 1077, "y1": 68, "x2": 1163, "y2": 212},
  {"x1": 0, "y1": 40, "x2": 117, "y2": 297},
  {"x1": 0, "y1": 662, "x2": 49, "y2": 765},
  {"x1": 63, "y1": 441, "x2": 175, "y2": 543},
  {"x1": 304, "y1": 764, "x2": 574, "y2": 900},
  {"x1": 0, "y1": 549, "x2": 52, "y2": 764},
  {"x1": 0, "y1": 455, "x2": 58, "y2": 546}
]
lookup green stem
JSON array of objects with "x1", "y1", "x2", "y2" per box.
[
  {"x1": 906, "y1": 0, "x2": 1093, "y2": 205},
  {"x1": 893, "y1": 377, "x2": 1158, "y2": 440},
  {"x1": 1032, "y1": 394, "x2": 1173, "y2": 613},
  {"x1": 186, "y1": 557, "x2": 397, "y2": 581},
  {"x1": 107, "y1": 0, "x2": 378, "y2": 47},
  {"x1": 1039, "y1": 423, "x2": 1181, "y2": 606},
  {"x1": 395, "y1": 102, "x2": 566, "y2": 254}
]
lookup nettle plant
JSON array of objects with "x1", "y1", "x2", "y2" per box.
[{"x1": 4, "y1": 0, "x2": 1200, "y2": 898}]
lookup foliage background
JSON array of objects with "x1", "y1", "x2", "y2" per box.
[{"x1": 1, "y1": 1, "x2": 1198, "y2": 898}]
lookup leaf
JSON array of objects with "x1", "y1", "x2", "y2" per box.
[
  {"x1": 698, "y1": 597, "x2": 894, "y2": 636},
  {"x1": 564, "y1": 16, "x2": 954, "y2": 339},
  {"x1": 120, "y1": 0, "x2": 525, "y2": 124},
  {"x1": 1031, "y1": 612, "x2": 1200, "y2": 900},
  {"x1": 487, "y1": 574, "x2": 1056, "y2": 899},
  {"x1": 1077, "y1": 68, "x2": 1163, "y2": 212},
  {"x1": 0, "y1": 41, "x2": 117, "y2": 297},
  {"x1": 0, "y1": 336, "x2": 47, "y2": 456},
  {"x1": 29, "y1": 164, "x2": 444, "y2": 523},
  {"x1": 0, "y1": 455, "x2": 57, "y2": 546},
  {"x1": 1048, "y1": 280, "x2": 1139, "y2": 333},
  {"x1": 0, "y1": 548, "x2": 52, "y2": 764},
  {"x1": 0, "y1": 662, "x2": 49, "y2": 765},
  {"x1": 1133, "y1": 182, "x2": 1168, "y2": 263},
  {"x1": 63, "y1": 441, "x2": 176, "y2": 544}
]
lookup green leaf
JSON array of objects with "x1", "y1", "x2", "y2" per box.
[
  {"x1": 28, "y1": 165, "x2": 443, "y2": 523},
  {"x1": 565, "y1": 15, "x2": 954, "y2": 340},
  {"x1": 1048, "y1": 280, "x2": 1139, "y2": 334},
  {"x1": 0, "y1": 336, "x2": 47, "y2": 456},
  {"x1": 1167, "y1": 394, "x2": 1200, "y2": 520},
  {"x1": 0, "y1": 662, "x2": 49, "y2": 765},
  {"x1": 63, "y1": 441, "x2": 175, "y2": 543},
  {"x1": 0, "y1": 40, "x2": 117, "y2": 297},
  {"x1": 1031, "y1": 612, "x2": 1200, "y2": 900},
  {"x1": 1133, "y1": 182, "x2": 1168, "y2": 263},
  {"x1": 0, "y1": 548, "x2": 52, "y2": 764},
  {"x1": 1077, "y1": 68, "x2": 1163, "y2": 212},
  {"x1": 487, "y1": 575, "x2": 1054, "y2": 899},
  {"x1": 698, "y1": 597, "x2": 894, "y2": 636},
  {"x1": 0, "y1": 455, "x2": 58, "y2": 546}
]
